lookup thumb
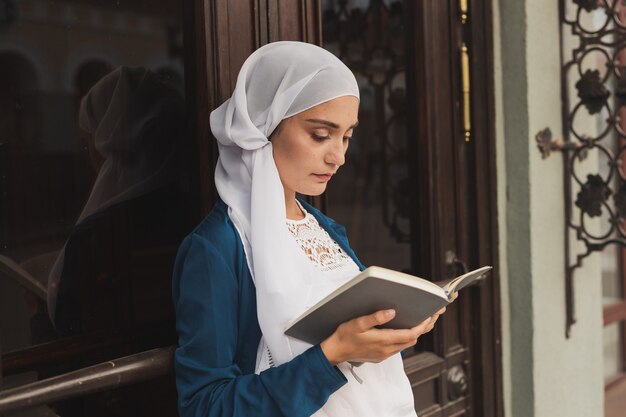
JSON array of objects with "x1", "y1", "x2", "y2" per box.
[{"x1": 353, "y1": 309, "x2": 396, "y2": 331}]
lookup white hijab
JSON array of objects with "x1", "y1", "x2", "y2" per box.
[{"x1": 211, "y1": 41, "x2": 416, "y2": 417}]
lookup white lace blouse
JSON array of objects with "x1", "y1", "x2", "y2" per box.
[{"x1": 286, "y1": 201, "x2": 361, "y2": 280}]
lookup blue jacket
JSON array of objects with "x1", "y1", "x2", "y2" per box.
[{"x1": 172, "y1": 199, "x2": 366, "y2": 417}]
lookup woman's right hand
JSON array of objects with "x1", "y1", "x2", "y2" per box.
[{"x1": 320, "y1": 307, "x2": 445, "y2": 365}]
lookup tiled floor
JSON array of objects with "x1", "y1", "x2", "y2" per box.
[{"x1": 606, "y1": 378, "x2": 626, "y2": 417}]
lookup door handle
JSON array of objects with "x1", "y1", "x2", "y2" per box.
[
  {"x1": 447, "y1": 364, "x2": 468, "y2": 400},
  {"x1": 445, "y1": 250, "x2": 468, "y2": 278}
]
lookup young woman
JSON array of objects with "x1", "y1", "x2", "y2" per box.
[{"x1": 172, "y1": 41, "x2": 448, "y2": 417}]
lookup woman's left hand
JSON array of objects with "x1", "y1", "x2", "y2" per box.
[{"x1": 320, "y1": 305, "x2": 448, "y2": 365}]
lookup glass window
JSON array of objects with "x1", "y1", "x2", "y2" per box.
[
  {"x1": 0, "y1": 0, "x2": 193, "y2": 413},
  {"x1": 322, "y1": 0, "x2": 411, "y2": 272}
]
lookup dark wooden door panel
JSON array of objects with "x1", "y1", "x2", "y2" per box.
[
  {"x1": 404, "y1": 353, "x2": 446, "y2": 415},
  {"x1": 267, "y1": 0, "x2": 321, "y2": 43},
  {"x1": 404, "y1": 0, "x2": 501, "y2": 416},
  {"x1": 405, "y1": 1, "x2": 473, "y2": 415},
  {"x1": 405, "y1": 352, "x2": 470, "y2": 417}
]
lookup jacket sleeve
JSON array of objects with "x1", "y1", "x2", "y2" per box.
[{"x1": 172, "y1": 233, "x2": 347, "y2": 417}]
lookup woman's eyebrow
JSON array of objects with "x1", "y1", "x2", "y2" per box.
[{"x1": 305, "y1": 118, "x2": 360, "y2": 129}]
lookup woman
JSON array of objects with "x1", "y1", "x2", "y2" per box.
[{"x1": 173, "y1": 41, "x2": 447, "y2": 417}]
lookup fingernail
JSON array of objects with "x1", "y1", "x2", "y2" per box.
[{"x1": 385, "y1": 309, "x2": 396, "y2": 318}]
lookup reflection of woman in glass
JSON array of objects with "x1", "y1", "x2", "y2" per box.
[
  {"x1": 48, "y1": 66, "x2": 191, "y2": 339},
  {"x1": 173, "y1": 42, "x2": 448, "y2": 417}
]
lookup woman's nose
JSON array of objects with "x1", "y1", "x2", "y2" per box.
[{"x1": 325, "y1": 139, "x2": 346, "y2": 167}]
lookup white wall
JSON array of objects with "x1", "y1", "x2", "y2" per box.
[{"x1": 494, "y1": 1, "x2": 604, "y2": 416}]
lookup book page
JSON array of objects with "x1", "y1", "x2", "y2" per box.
[{"x1": 443, "y1": 266, "x2": 492, "y2": 295}]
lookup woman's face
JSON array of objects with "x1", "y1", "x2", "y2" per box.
[{"x1": 271, "y1": 95, "x2": 359, "y2": 197}]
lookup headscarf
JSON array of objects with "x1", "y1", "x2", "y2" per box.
[
  {"x1": 211, "y1": 41, "x2": 416, "y2": 417},
  {"x1": 47, "y1": 66, "x2": 185, "y2": 324},
  {"x1": 75, "y1": 66, "x2": 184, "y2": 224}
]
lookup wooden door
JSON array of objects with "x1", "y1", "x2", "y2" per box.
[
  {"x1": 200, "y1": 1, "x2": 502, "y2": 416},
  {"x1": 405, "y1": 1, "x2": 502, "y2": 415}
]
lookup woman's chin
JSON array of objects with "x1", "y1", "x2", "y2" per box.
[{"x1": 298, "y1": 184, "x2": 328, "y2": 196}]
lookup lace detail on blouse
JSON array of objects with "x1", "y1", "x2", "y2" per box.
[{"x1": 286, "y1": 203, "x2": 354, "y2": 272}]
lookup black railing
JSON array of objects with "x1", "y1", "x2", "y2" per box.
[{"x1": 0, "y1": 346, "x2": 175, "y2": 413}]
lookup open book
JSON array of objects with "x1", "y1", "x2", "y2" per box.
[{"x1": 285, "y1": 265, "x2": 492, "y2": 345}]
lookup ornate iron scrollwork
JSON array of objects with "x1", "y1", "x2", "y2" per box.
[
  {"x1": 540, "y1": 0, "x2": 626, "y2": 336},
  {"x1": 535, "y1": 128, "x2": 588, "y2": 159}
]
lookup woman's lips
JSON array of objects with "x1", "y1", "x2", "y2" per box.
[{"x1": 312, "y1": 173, "x2": 333, "y2": 181}]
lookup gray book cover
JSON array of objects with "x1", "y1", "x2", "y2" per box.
[{"x1": 284, "y1": 265, "x2": 491, "y2": 345}]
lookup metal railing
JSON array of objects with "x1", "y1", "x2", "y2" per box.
[
  {"x1": 0, "y1": 254, "x2": 47, "y2": 301},
  {"x1": 0, "y1": 346, "x2": 175, "y2": 413}
]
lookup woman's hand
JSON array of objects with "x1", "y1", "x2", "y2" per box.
[{"x1": 320, "y1": 306, "x2": 447, "y2": 366}]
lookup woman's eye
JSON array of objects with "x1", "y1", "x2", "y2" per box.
[
  {"x1": 343, "y1": 136, "x2": 352, "y2": 142},
  {"x1": 312, "y1": 133, "x2": 330, "y2": 141}
]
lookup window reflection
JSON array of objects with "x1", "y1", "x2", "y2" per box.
[
  {"x1": 47, "y1": 66, "x2": 190, "y2": 338},
  {"x1": 0, "y1": 1, "x2": 191, "y2": 414}
]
